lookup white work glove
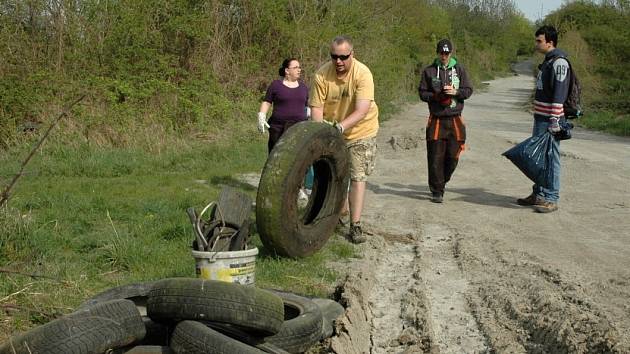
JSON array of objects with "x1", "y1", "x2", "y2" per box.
[
  {"x1": 257, "y1": 112, "x2": 270, "y2": 133},
  {"x1": 306, "y1": 107, "x2": 311, "y2": 118},
  {"x1": 548, "y1": 117, "x2": 561, "y2": 134},
  {"x1": 322, "y1": 119, "x2": 344, "y2": 134},
  {"x1": 333, "y1": 121, "x2": 344, "y2": 134}
]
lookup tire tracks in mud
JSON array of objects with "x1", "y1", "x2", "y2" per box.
[
  {"x1": 328, "y1": 180, "x2": 628, "y2": 353},
  {"x1": 458, "y1": 234, "x2": 625, "y2": 353},
  {"x1": 328, "y1": 200, "x2": 626, "y2": 354},
  {"x1": 329, "y1": 217, "x2": 487, "y2": 353},
  {"x1": 368, "y1": 234, "x2": 427, "y2": 352},
  {"x1": 420, "y1": 224, "x2": 487, "y2": 353}
]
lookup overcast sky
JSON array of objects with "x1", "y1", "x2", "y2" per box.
[{"x1": 514, "y1": 0, "x2": 565, "y2": 21}]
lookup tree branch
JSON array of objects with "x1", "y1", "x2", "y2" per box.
[
  {"x1": 0, "y1": 94, "x2": 85, "y2": 208},
  {"x1": 0, "y1": 268, "x2": 62, "y2": 281}
]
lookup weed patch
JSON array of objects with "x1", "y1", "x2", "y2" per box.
[{"x1": 578, "y1": 111, "x2": 630, "y2": 137}]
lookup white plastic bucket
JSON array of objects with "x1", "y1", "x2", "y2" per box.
[{"x1": 192, "y1": 248, "x2": 258, "y2": 285}]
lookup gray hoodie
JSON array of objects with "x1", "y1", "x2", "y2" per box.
[{"x1": 419, "y1": 57, "x2": 473, "y2": 117}]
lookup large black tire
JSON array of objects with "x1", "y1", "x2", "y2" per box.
[
  {"x1": 256, "y1": 121, "x2": 350, "y2": 257},
  {"x1": 146, "y1": 278, "x2": 284, "y2": 336},
  {"x1": 79, "y1": 281, "x2": 170, "y2": 346},
  {"x1": 264, "y1": 291, "x2": 324, "y2": 353},
  {"x1": 310, "y1": 298, "x2": 345, "y2": 339},
  {"x1": 170, "y1": 321, "x2": 265, "y2": 354},
  {"x1": 0, "y1": 299, "x2": 145, "y2": 354},
  {"x1": 203, "y1": 291, "x2": 323, "y2": 353},
  {"x1": 207, "y1": 293, "x2": 333, "y2": 353}
]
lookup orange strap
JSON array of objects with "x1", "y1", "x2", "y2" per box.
[
  {"x1": 454, "y1": 115, "x2": 465, "y2": 158},
  {"x1": 456, "y1": 143, "x2": 466, "y2": 159},
  {"x1": 453, "y1": 116, "x2": 463, "y2": 141},
  {"x1": 433, "y1": 118, "x2": 440, "y2": 140}
]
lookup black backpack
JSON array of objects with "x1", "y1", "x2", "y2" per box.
[{"x1": 551, "y1": 56, "x2": 583, "y2": 119}]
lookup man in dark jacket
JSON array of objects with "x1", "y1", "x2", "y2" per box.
[
  {"x1": 419, "y1": 39, "x2": 473, "y2": 203},
  {"x1": 516, "y1": 25, "x2": 570, "y2": 213}
]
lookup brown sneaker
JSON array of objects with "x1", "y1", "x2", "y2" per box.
[
  {"x1": 534, "y1": 201, "x2": 558, "y2": 213},
  {"x1": 349, "y1": 222, "x2": 367, "y2": 244},
  {"x1": 517, "y1": 194, "x2": 544, "y2": 206}
]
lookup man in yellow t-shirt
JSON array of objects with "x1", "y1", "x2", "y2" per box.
[{"x1": 309, "y1": 35, "x2": 379, "y2": 244}]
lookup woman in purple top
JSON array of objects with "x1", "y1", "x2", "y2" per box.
[{"x1": 257, "y1": 58, "x2": 309, "y2": 152}]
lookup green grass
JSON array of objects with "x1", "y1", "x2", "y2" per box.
[
  {"x1": 577, "y1": 110, "x2": 630, "y2": 137},
  {"x1": 0, "y1": 137, "x2": 359, "y2": 339},
  {"x1": 254, "y1": 234, "x2": 358, "y2": 298}
]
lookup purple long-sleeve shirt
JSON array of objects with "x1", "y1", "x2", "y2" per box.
[{"x1": 264, "y1": 80, "x2": 308, "y2": 124}]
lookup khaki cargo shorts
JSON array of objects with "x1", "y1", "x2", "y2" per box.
[{"x1": 347, "y1": 136, "x2": 377, "y2": 182}]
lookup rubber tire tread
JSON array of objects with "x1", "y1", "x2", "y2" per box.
[
  {"x1": 265, "y1": 291, "x2": 324, "y2": 353},
  {"x1": 256, "y1": 121, "x2": 350, "y2": 257},
  {"x1": 0, "y1": 299, "x2": 145, "y2": 354},
  {"x1": 146, "y1": 278, "x2": 284, "y2": 336},
  {"x1": 202, "y1": 323, "x2": 290, "y2": 353},
  {"x1": 79, "y1": 281, "x2": 156, "y2": 311},
  {"x1": 311, "y1": 298, "x2": 345, "y2": 339},
  {"x1": 170, "y1": 321, "x2": 265, "y2": 354},
  {"x1": 121, "y1": 345, "x2": 173, "y2": 353},
  {"x1": 78, "y1": 281, "x2": 170, "y2": 345}
]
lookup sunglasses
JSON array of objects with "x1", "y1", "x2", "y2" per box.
[{"x1": 330, "y1": 53, "x2": 351, "y2": 61}]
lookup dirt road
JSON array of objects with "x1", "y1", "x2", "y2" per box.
[{"x1": 328, "y1": 61, "x2": 630, "y2": 353}]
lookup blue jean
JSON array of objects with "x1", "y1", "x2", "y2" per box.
[
  {"x1": 304, "y1": 166, "x2": 314, "y2": 190},
  {"x1": 531, "y1": 117, "x2": 561, "y2": 202}
]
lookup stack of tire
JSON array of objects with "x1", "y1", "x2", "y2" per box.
[{"x1": 0, "y1": 278, "x2": 343, "y2": 354}]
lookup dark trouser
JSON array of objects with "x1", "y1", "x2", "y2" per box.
[
  {"x1": 267, "y1": 119, "x2": 313, "y2": 189},
  {"x1": 268, "y1": 120, "x2": 302, "y2": 153},
  {"x1": 427, "y1": 139, "x2": 462, "y2": 194},
  {"x1": 425, "y1": 115, "x2": 466, "y2": 194}
]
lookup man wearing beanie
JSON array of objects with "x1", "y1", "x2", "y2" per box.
[{"x1": 419, "y1": 39, "x2": 473, "y2": 203}]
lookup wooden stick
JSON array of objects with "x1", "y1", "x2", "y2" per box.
[
  {"x1": 1, "y1": 303, "x2": 59, "y2": 319},
  {"x1": 0, "y1": 94, "x2": 86, "y2": 208},
  {"x1": 0, "y1": 284, "x2": 33, "y2": 303},
  {"x1": 0, "y1": 268, "x2": 62, "y2": 281}
]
